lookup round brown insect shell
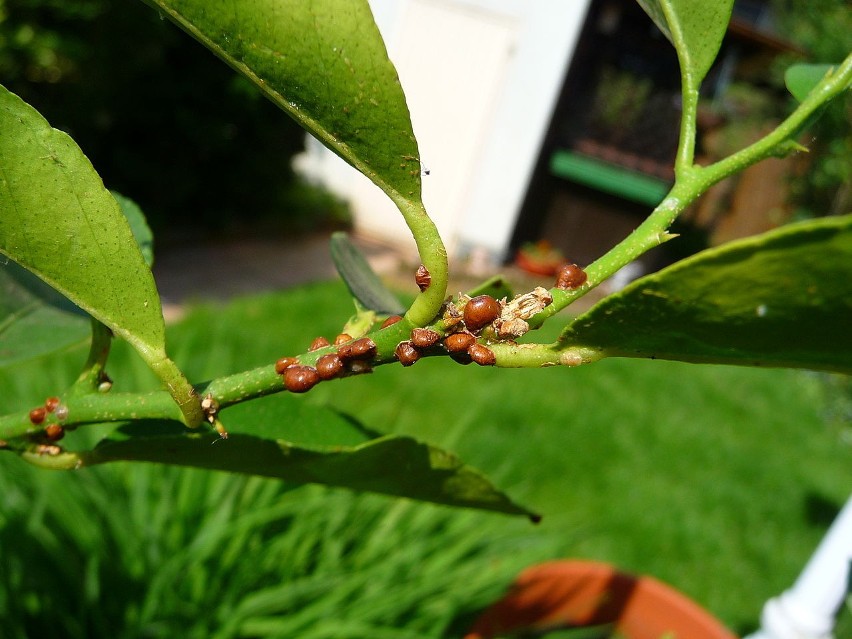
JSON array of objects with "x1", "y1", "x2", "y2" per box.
[
  {"x1": 274, "y1": 357, "x2": 300, "y2": 375},
  {"x1": 463, "y1": 295, "x2": 501, "y2": 331},
  {"x1": 555, "y1": 263, "x2": 588, "y2": 290},
  {"x1": 415, "y1": 264, "x2": 431, "y2": 291},
  {"x1": 283, "y1": 365, "x2": 321, "y2": 393},
  {"x1": 315, "y1": 353, "x2": 344, "y2": 380},
  {"x1": 44, "y1": 396, "x2": 61, "y2": 413},
  {"x1": 44, "y1": 424, "x2": 64, "y2": 442},
  {"x1": 395, "y1": 341, "x2": 421, "y2": 367},
  {"x1": 468, "y1": 342, "x2": 497, "y2": 366},
  {"x1": 348, "y1": 337, "x2": 377, "y2": 360},
  {"x1": 443, "y1": 331, "x2": 475, "y2": 353},
  {"x1": 333, "y1": 333, "x2": 352, "y2": 346},
  {"x1": 381, "y1": 315, "x2": 404, "y2": 329},
  {"x1": 29, "y1": 407, "x2": 46, "y2": 425},
  {"x1": 410, "y1": 327, "x2": 441, "y2": 349},
  {"x1": 309, "y1": 336, "x2": 331, "y2": 351}
]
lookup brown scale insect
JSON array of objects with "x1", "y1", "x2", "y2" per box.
[
  {"x1": 395, "y1": 341, "x2": 420, "y2": 367},
  {"x1": 44, "y1": 424, "x2": 64, "y2": 442},
  {"x1": 410, "y1": 327, "x2": 440, "y2": 349},
  {"x1": 333, "y1": 333, "x2": 352, "y2": 346},
  {"x1": 443, "y1": 332, "x2": 475, "y2": 353},
  {"x1": 29, "y1": 407, "x2": 46, "y2": 425},
  {"x1": 315, "y1": 353, "x2": 344, "y2": 380},
  {"x1": 309, "y1": 336, "x2": 331, "y2": 351},
  {"x1": 44, "y1": 397, "x2": 61, "y2": 413},
  {"x1": 338, "y1": 337, "x2": 376, "y2": 361},
  {"x1": 275, "y1": 357, "x2": 300, "y2": 374},
  {"x1": 381, "y1": 315, "x2": 404, "y2": 329},
  {"x1": 463, "y1": 295, "x2": 501, "y2": 331},
  {"x1": 555, "y1": 263, "x2": 588, "y2": 290},
  {"x1": 467, "y1": 343, "x2": 496, "y2": 366},
  {"x1": 283, "y1": 366, "x2": 321, "y2": 393},
  {"x1": 415, "y1": 264, "x2": 431, "y2": 292}
]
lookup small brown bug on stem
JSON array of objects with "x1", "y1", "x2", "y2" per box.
[
  {"x1": 275, "y1": 357, "x2": 300, "y2": 374},
  {"x1": 555, "y1": 263, "x2": 587, "y2": 290},
  {"x1": 381, "y1": 315, "x2": 404, "y2": 329},
  {"x1": 315, "y1": 353, "x2": 344, "y2": 380},
  {"x1": 410, "y1": 328, "x2": 440, "y2": 349},
  {"x1": 339, "y1": 337, "x2": 377, "y2": 361},
  {"x1": 29, "y1": 407, "x2": 46, "y2": 425},
  {"x1": 284, "y1": 366, "x2": 321, "y2": 393},
  {"x1": 44, "y1": 424, "x2": 64, "y2": 442},
  {"x1": 468, "y1": 343, "x2": 496, "y2": 366},
  {"x1": 443, "y1": 332, "x2": 475, "y2": 353},
  {"x1": 395, "y1": 341, "x2": 420, "y2": 367},
  {"x1": 44, "y1": 397, "x2": 61, "y2": 413},
  {"x1": 463, "y1": 295, "x2": 501, "y2": 331},
  {"x1": 309, "y1": 336, "x2": 331, "y2": 351},
  {"x1": 415, "y1": 265, "x2": 431, "y2": 292},
  {"x1": 333, "y1": 333, "x2": 352, "y2": 346}
]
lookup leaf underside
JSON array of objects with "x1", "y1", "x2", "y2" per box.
[
  {"x1": 81, "y1": 418, "x2": 535, "y2": 519},
  {"x1": 636, "y1": 0, "x2": 734, "y2": 85},
  {"x1": 329, "y1": 232, "x2": 405, "y2": 315},
  {"x1": 560, "y1": 216, "x2": 852, "y2": 373}
]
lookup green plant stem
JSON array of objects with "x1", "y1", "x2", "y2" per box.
[
  {"x1": 2, "y1": 54, "x2": 848, "y2": 444},
  {"x1": 389, "y1": 196, "x2": 449, "y2": 327},
  {"x1": 69, "y1": 319, "x2": 112, "y2": 395},
  {"x1": 530, "y1": 50, "x2": 852, "y2": 330}
]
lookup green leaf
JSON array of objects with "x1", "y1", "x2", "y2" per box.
[
  {"x1": 559, "y1": 216, "x2": 852, "y2": 373},
  {"x1": 0, "y1": 85, "x2": 200, "y2": 424},
  {"x1": 111, "y1": 191, "x2": 155, "y2": 267},
  {"x1": 81, "y1": 412, "x2": 536, "y2": 518},
  {"x1": 636, "y1": 0, "x2": 734, "y2": 85},
  {"x1": 785, "y1": 63, "x2": 837, "y2": 103},
  {"x1": 0, "y1": 261, "x2": 90, "y2": 366},
  {"x1": 146, "y1": 0, "x2": 423, "y2": 204},
  {"x1": 329, "y1": 232, "x2": 405, "y2": 315}
]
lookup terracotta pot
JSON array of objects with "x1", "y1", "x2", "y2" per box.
[{"x1": 464, "y1": 560, "x2": 738, "y2": 639}]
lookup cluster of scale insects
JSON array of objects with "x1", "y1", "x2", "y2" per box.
[
  {"x1": 273, "y1": 260, "x2": 587, "y2": 394},
  {"x1": 25, "y1": 395, "x2": 71, "y2": 454}
]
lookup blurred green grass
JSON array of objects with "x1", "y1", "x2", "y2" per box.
[{"x1": 1, "y1": 280, "x2": 849, "y2": 637}]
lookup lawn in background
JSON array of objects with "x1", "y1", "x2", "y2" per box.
[{"x1": 1, "y1": 280, "x2": 849, "y2": 637}]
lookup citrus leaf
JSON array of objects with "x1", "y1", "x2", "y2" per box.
[
  {"x1": 0, "y1": 85, "x2": 200, "y2": 423},
  {"x1": 111, "y1": 191, "x2": 155, "y2": 267},
  {"x1": 785, "y1": 63, "x2": 837, "y2": 102},
  {"x1": 636, "y1": 0, "x2": 734, "y2": 85},
  {"x1": 559, "y1": 216, "x2": 852, "y2": 373},
  {"x1": 329, "y1": 232, "x2": 405, "y2": 315},
  {"x1": 146, "y1": 0, "x2": 423, "y2": 204},
  {"x1": 81, "y1": 415, "x2": 536, "y2": 518},
  {"x1": 0, "y1": 261, "x2": 90, "y2": 366}
]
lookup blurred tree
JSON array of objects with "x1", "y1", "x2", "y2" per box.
[{"x1": 0, "y1": 0, "x2": 349, "y2": 244}]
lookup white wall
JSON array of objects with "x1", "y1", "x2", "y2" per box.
[{"x1": 295, "y1": 0, "x2": 591, "y2": 265}]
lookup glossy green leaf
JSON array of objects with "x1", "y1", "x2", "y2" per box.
[
  {"x1": 785, "y1": 64, "x2": 836, "y2": 102},
  {"x1": 559, "y1": 216, "x2": 852, "y2": 373},
  {"x1": 0, "y1": 85, "x2": 199, "y2": 423},
  {"x1": 80, "y1": 410, "x2": 535, "y2": 518},
  {"x1": 146, "y1": 0, "x2": 423, "y2": 203},
  {"x1": 636, "y1": 0, "x2": 734, "y2": 85},
  {"x1": 330, "y1": 232, "x2": 405, "y2": 315}
]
